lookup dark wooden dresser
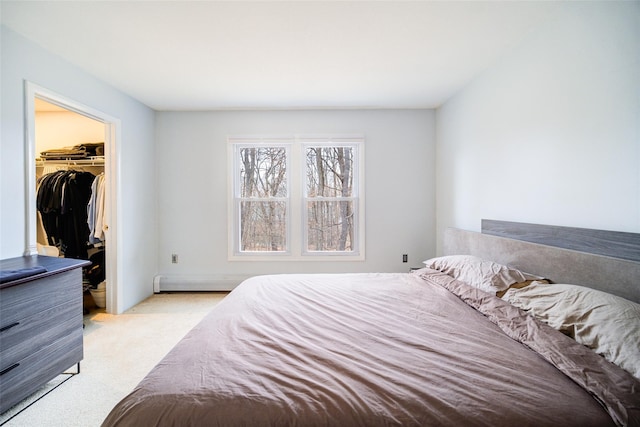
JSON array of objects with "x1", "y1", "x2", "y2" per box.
[{"x1": 0, "y1": 255, "x2": 89, "y2": 414}]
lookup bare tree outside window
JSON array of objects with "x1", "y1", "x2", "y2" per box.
[
  {"x1": 231, "y1": 137, "x2": 362, "y2": 258},
  {"x1": 239, "y1": 146, "x2": 287, "y2": 251},
  {"x1": 305, "y1": 146, "x2": 355, "y2": 252}
]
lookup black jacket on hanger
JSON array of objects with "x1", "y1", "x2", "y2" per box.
[{"x1": 37, "y1": 170, "x2": 95, "y2": 259}]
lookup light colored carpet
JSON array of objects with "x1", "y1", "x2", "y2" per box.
[{"x1": 0, "y1": 292, "x2": 227, "y2": 427}]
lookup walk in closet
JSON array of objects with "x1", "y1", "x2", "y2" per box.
[{"x1": 34, "y1": 98, "x2": 108, "y2": 312}]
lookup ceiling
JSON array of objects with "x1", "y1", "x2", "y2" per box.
[{"x1": 1, "y1": 1, "x2": 563, "y2": 111}]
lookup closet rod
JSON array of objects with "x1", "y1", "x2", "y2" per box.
[{"x1": 36, "y1": 156, "x2": 105, "y2": 167}]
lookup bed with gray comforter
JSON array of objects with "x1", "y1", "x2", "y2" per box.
[{"x1": 102, "y1": 268, "x2": 640, "y2": 426}]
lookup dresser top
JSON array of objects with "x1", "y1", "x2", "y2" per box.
[{"x1": 0, "y1": 255, "x2": 90, "y2": 289}]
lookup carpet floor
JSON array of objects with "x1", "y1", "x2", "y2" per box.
[{"x1": 0, "y1": 292, "x2": 228, "y2": 427}]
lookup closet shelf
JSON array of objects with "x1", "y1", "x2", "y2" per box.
[{"x1": 36, "y1": 156, "x2": 105, "y2": 167}]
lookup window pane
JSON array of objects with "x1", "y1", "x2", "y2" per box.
[
  {"x1": 240, "y1": 147, "x2": 287, "y2": 197},
  {"x1": 240, "y1": 201, "x2": 287, "y2": 251},
  {"x1": 306, "y1": 147, "x2": 353, "y2": 197},
  {"x1": 307, "y1": 200, "x2": 353, "y2": 251}
]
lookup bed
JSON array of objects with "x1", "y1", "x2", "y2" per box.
[{"x1": 102, "y1": 221, "x2": 640, "y2": 427}]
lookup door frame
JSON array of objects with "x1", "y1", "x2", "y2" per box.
[{"x1": 24, "y1": 81, "x2": 122, "y2": 314}]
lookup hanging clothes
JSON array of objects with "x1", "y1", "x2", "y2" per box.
[
  {"x1": 37, "y1": 170, "x2": 95, "y2": 259},
  {"x1": 87, "y1": 172, "x2": 106, "y2": 245}
]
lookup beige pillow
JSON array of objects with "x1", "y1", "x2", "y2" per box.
[
  {"x1": 503, "y1": 282, "x2": 640, "y2": 380},
  {"x1": 495, "y1": 280, "x2": 548, "y2": 298},
  {"x1": 422, "y1": 255, "x2": 541, "y2": 295}
]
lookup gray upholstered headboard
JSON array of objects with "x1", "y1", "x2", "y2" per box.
[{"x1": 443, "y1": 220, "x2": 640, "y2": 303}]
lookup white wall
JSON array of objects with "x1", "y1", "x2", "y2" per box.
[
  {"x1": 1, "y1": 26, "x2": 157, "y2": 312},
  {"x1": 156, "y1": 109, "x2": 435, "y2": 284},
  {"x1": 436, "y1": 1, "x2": 640, "y2": 252}
]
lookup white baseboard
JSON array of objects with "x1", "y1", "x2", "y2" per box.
[{"x1": 153, "y1": 275, "x2": 248, "y2": 292}]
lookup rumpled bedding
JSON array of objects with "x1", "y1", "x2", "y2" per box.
[
  {"x1": 102, "y1": 271, "x2": 640, "y2": 427},
  {"x1": 417, "y1": 269, "x2": 640, "y2": 426}
]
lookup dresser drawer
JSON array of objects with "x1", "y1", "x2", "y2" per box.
[
  {"x1": 0, "y1": 269, "x2": 81, "y2": 327},
  {"x1": 0, "y1": 297, "x2": 82, "y2": 370},
  {"x1": 0, "y1": 256, "x2": 87, "y2": 414},
  {"x1": 0, "y1": 331, "x2": 83, "y2": 413}
]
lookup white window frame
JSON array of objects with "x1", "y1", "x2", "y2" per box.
[
  {"x1": 229, "y1": 137, "x2": 293, "y2": 258},
  {"x1": 228, "y1": 135, "x2": 365, "y2": 261},
  {"x1": 300, "y1": 139, "x2": 362, "y2": 257}
]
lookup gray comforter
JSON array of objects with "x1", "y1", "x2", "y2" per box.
[{"x1": 102, "y1": 270, "x2": 640, "y2": 426}]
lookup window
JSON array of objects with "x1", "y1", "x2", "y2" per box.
[
  {"x1": 237, "y1": 144, "x2": 289, "y2": 252},
  {"x1": 304, "y1": 144, "x2": 357, "y2": 253},
  {"x1": 229, "y1": 135, "x2": 364, "y2": 260}
]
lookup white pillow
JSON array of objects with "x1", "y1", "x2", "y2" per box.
[
  {"x1": 422, "y1": 255, "x2": 540, "y2": 295},
  {"x1": 503, "y1": 282, "x2": 640, "y2": 380}
]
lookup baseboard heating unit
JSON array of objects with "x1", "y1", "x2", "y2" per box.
[{"x1": 153, "y1": 275, "x2": 248, "y2": 292}]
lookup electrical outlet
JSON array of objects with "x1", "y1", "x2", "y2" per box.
[
  {"x1": 402, "y1": 254, "x2": 408, "y2": 263},
  {"x1": 171, "y1": 254, "x2": 179, "y2": 264}
]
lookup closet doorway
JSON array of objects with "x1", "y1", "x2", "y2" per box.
[{"x1": 24, "y1": 82, "x2": 121, "y2": 314}]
